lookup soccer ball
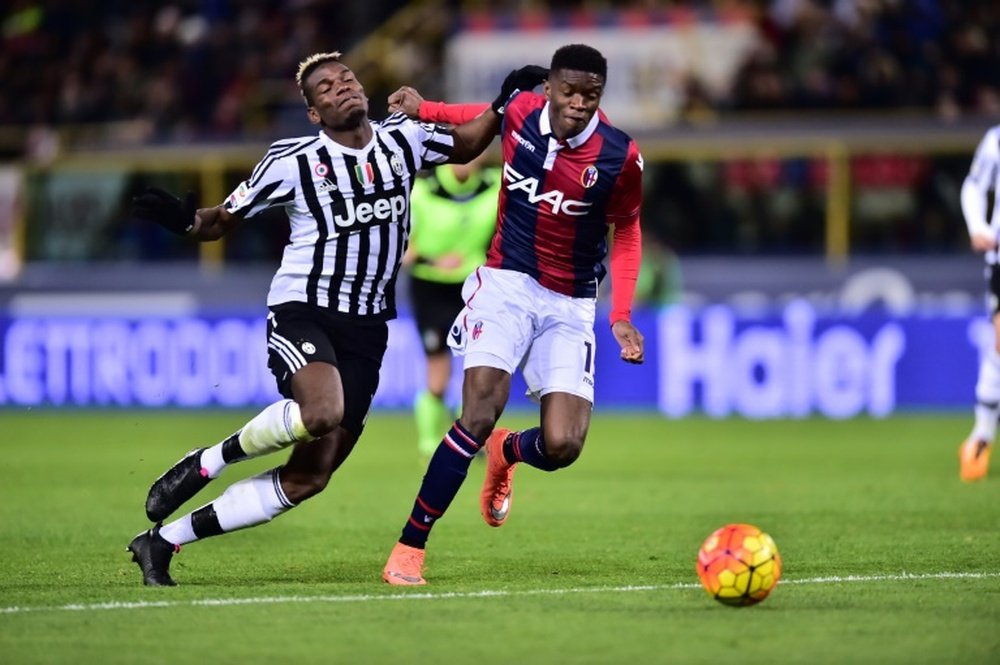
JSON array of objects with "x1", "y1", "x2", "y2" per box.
[{"x1": 696, "y1": 523, "x2": 781, "y2": 607}]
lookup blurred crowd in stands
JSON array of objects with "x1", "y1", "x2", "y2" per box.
[
  {"x1": 1, "y1": 0, "x2": 998, "y2": 155},
  {"x1": 0, "y1": 0, "x2": 408, "y2": 153},
  {"x1": 733, "y1": 0, "x2": 998, "y2": 119}
]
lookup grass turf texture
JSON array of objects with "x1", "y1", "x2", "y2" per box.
[{"x1": 0, "y1": 411, "x2": 997, "y2": 664}]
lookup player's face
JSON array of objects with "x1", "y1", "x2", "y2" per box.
[
  {"x1": 306, "y1": 62, "x2": 369, "y2": 131},
  {"x1": 544, "y1": 68, "x2": 604, "y2": 141}
]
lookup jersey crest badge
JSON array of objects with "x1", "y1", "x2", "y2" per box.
[
  {"x1": 472, "y1": 320, "x2": 484, "y2": 340},
  {"x1": 390, "y1": 152, "x2": 404, "y2": 177},
  {"x1": 580, "y1": 165, "x2": 599, "y2": 188}
]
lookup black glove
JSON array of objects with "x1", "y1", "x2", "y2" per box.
[
  {"x1": 130, "y1": 187, "x2": 197, "y2": 236},
  {"x1": 491, "y1": 65, "x2": 548, "y2": 115}
]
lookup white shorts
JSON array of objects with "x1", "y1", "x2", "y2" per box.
[{"x1": 447, "y1": 266, "x2": 597, "y2": 403}]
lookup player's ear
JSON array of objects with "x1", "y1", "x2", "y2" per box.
[{"x1": 306, "y1": 106, "x2": 322, "y2": 126}]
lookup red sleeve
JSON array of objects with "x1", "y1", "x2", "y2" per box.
[
  {"x1": 418, "y1": 101, "x2": 490, "y2": 125},
  {"x1": 606, "y1": 140, "x2": 643, "y2": 221},
  {"x1": 609, "y1": 217, "x2": 642, "y2": 326},
  {"x1": 608, "y1": 140, "x2": 644, "y2": 325}
]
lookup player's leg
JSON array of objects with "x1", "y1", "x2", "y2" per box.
[
  {"x1": 415, "y1": 351, "x2": 453, "y2": 458},
  {"x1": 152, "y1": 362, "x2": 348, "y2": 550},
  {"x1": 277, "y1": 315, "x2": 387, "y2": 503},
  {"x1": 151, "y1": 428, "x2": 351, "y2": 558},
  {"x1": 412, "y1": 278, "x2": 465, "y2": 459},
  {"x1": 143, "y1": 304, "x2": 343, "y2": 522},
  {"x1": 384, "y1": 267, "x2": 527, "y2": 585},
  {"x1": 384, "y1": 365, "x2": 512, "y2": 585},
  {"x1": 130, "y1": 359, "x2": 345, "y2": 587},
  {"x1": 961, "y1": 306, "x2": 1000, "y2": 481},
  {"x1": 480, "y1": 284, "x2": 597, "y2": 525},
  {"x1": 478, "y1": 392, "x2": 593, "y2": 528},
  {"x1": 131, "y1": 324, "x2": 385, "y2": 588},
  {"x1": 501, "y1": 392, "x2": 592, "y2": 469},
  {"x1": 129, "y1": 307, "x2": 376, "y2": 586}
]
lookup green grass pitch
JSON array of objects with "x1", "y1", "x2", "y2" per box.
[{"x1": 0, "y1": 410, "x2": 997, "y2": 664}]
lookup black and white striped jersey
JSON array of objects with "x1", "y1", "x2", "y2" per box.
[
  {"x1": 963, "y1": 125, "x2": 1000, "y2": 265},
  {"x1": 224, "y1": 113, "x2": 454, "y2": 320}
]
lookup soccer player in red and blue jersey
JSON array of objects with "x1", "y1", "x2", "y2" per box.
[{"x1": 383, "y1": 44, "x2": 645, "y2": 585}]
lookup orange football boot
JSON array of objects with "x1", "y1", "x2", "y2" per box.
[
  {"x1": 480, "y1": 428, "x2": 516, "y2": 527},
  {"x1": 959, "y1": 436, "x2": 992, "y2": 482},
  {"x1": 382, "y1": 542, "x2": 426, "y2": 585}
]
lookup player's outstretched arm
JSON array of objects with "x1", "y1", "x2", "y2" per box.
[
  {"x1": 388, "y1": 86, "x2": 487, "y2": 123},
  {"x1": 188, "y1": 205, "x2": 243, "y2": 241},
  {"x1": 388, "y1": 65, "x2": 547, "y2": 124},
  {"x1": 130, "y1": 187, "x2": 240, "y2": 242}
]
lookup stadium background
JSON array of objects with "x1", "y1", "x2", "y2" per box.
[{"x1": 0, "y1": 0, "x2": 996, "y2": 417}]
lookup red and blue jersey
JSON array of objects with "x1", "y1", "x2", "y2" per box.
[{"x1": 488, "y1": 92, "x2": 642, "y2": 298}]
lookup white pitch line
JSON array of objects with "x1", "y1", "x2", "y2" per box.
[{"x1": 1, "y1": 571, "x2": 997, "y2": 616}]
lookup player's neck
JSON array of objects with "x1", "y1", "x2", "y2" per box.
[{"x1": 323, "y1": 123, "x2": 374, "y2": 149}]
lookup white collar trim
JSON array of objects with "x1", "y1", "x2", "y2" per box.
[{"x1": 538, "y1": 101, "x2": 599, "y2": 148}]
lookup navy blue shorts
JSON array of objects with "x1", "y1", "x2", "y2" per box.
[{"x1": 409, "y1": 276, "x2": 464, "y2": 354}]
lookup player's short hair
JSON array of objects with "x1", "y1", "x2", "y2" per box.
[
  {"x1": 296, "y1": 52, "x2": 343, "y2": 106},
  {"x1": 550, "y1": 44, "x2": 607, "y2": 80}
]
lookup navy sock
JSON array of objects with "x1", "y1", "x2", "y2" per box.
[
  {"x1": 503, "y1": 427, "x2": 559, "y2": 472},
  {"x1": 399, "y1": 421, "x2": 483, "y2": 548}
]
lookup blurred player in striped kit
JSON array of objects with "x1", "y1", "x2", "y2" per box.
[
  {"x1": 406, "y1": 154, "x2": 500, "y2": 459},
  {"x1": 124, "y1": 51, "x2": 506, "y2": 585},
  {"x1": 959, "y1": 124, "x2": 1000, "y2": 482}
]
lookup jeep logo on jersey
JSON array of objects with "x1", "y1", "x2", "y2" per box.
[
  {"x1": 332, "y1": 192, "x2": 407, "y2": 229},
  {"x1": 503, "y1": 163, "x2": 592, "y2": 216}
]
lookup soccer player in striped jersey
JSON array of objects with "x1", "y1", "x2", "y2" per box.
[
  {"x1": 125, "y1": 51, "x2": 503, "y2": 586},
  {"x1": 382, "y1": 44, "x2": 645, "y2": 585},
  {"x1": 958, "y1": 124, "x2": 1000, "y2": 482}
]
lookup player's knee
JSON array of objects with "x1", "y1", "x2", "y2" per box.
[
  {"x1": 280, "y1": 469, "x2": 332, "y2": 503},
  {"x1": 544, "y1": 435, "x2": 584, "y2": 468},
  {"x1": 300, "y1": 403, "x2": 344, "y2": 438}
]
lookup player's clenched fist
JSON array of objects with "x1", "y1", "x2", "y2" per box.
[
  {"x1": 491, "y1": 65, "x2": 548, "y2": 115},
  {"x1": 612, "y1": 320, "x2": 644, "y2": 364},
  {"x1": 388, "y1": 86, "x2": 424, "y2": 118}
]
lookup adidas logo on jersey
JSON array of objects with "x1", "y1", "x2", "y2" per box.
[{"x1": 317, "y1": 178, "x2": 338, "y2": 194}]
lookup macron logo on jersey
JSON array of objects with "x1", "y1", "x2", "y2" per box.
[
  {"x1": 511, "y1": 129, "x2": 535, "y2": 153},
  {"x1": 503, "y1": 162, "x2": 592, "y2": 217}
]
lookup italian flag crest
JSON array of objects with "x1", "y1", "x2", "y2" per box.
[{"x1": 354, "y1": 163, "x2": 375, "y2": 187}]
